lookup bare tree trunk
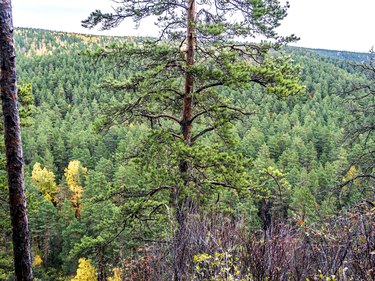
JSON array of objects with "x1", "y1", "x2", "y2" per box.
[
  {"x1": 174, "y1": 1, "x2": 196, "y2": 280},
  {"x1": 0, "y1": 1, "x2": 33, "y2": 280},
  {"x1": 97, "y1": 246, "x2": 106, "y2": 281}
]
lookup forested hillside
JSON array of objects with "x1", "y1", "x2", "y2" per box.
[
  {"x1": 0, "y1": 28, "x2": 373, "y2": 280},
  {"x1": 306, "y1": 48, "x2": 372, "y2": 63}
]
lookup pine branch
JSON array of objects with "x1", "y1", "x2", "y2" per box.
[{"x1": 191, "y1": 126, "x2": 216, "y2": 143}]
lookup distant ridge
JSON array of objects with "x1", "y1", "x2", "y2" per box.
[
  {"x1": 305, "y1": 48, "x2": 373, "y2": 63},
  {"x1": 15, "y1": 27, "x2": 374, "y2": 63},
  {"x1": 15, "y1": 26, "x2": 127, "y2": 39}
]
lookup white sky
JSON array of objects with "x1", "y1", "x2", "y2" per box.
[{"x1": 12, "y1": 0, "x2": 375, "y2": 52}]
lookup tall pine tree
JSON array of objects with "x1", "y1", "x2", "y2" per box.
[{"x1": 83, "y1": 1, "x2": 304, "y2": 279}]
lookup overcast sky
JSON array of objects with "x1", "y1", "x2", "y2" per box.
[{"x1": 12, "y1": 0, "x2": 375, "y2": 52}]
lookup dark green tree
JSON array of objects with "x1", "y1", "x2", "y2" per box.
[
  {"x1": 83, "y1": 0, "x2": 303, "y2": 278},
  {"x1": 339, "y1": 50, "x2": 375, "y2": 203}
]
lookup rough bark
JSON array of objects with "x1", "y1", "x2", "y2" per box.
[
  {"x1": 97, "y1": 246, "x2": 106, "y2": 281},
  {"x1": 181, "y1": 0, "x2": 196, "y2": 147},
  {"x1": 0, "y1": 0, "x2": 33, "y2": 280},
  {"x1": 178, "y1": 0, "x2": 196, "y2": 183},
  {"x1": 174, "y1": 1, "x2": 196, "y2": 280}
]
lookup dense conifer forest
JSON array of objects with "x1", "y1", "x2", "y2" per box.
[{"x1": 0, "y1": 27, "x2": 373, "y2": 280}]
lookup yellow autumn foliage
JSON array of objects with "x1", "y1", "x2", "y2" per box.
[
  {"x1": 33, "y1": 254, "x2": 43, "y2": 267},
  {"x1": 31, "y1": 162, "x2": 59, "y2": 202},
  {"x1": 72, "y1": 258, "x2": 97, "y2": 281},
  {"x1": 107, "y1": 268, "x2": 122, "y2": 281},
  {"x1": 65, "y1": 160, "x2": 87, "y2": 187},
  {"x1": 343, "y1": 165, "x2": 357, "y2": 182},
  {"x1": 64, "y1": 160, "x2": 87, "y2": 219}
]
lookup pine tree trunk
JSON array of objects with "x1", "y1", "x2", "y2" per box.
[
  {"x1": 174, "y1": 1, "x2": 196, "y2": 280},
  {"x1": 0, "y1": 1, "x2": 33, "y2": 280},
  {"x1": 97, "y1": 246, "x2": 106, "y2": 281},
  {"x1": 180, "y1": 0, "x2": 196, "y2": 147}
]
